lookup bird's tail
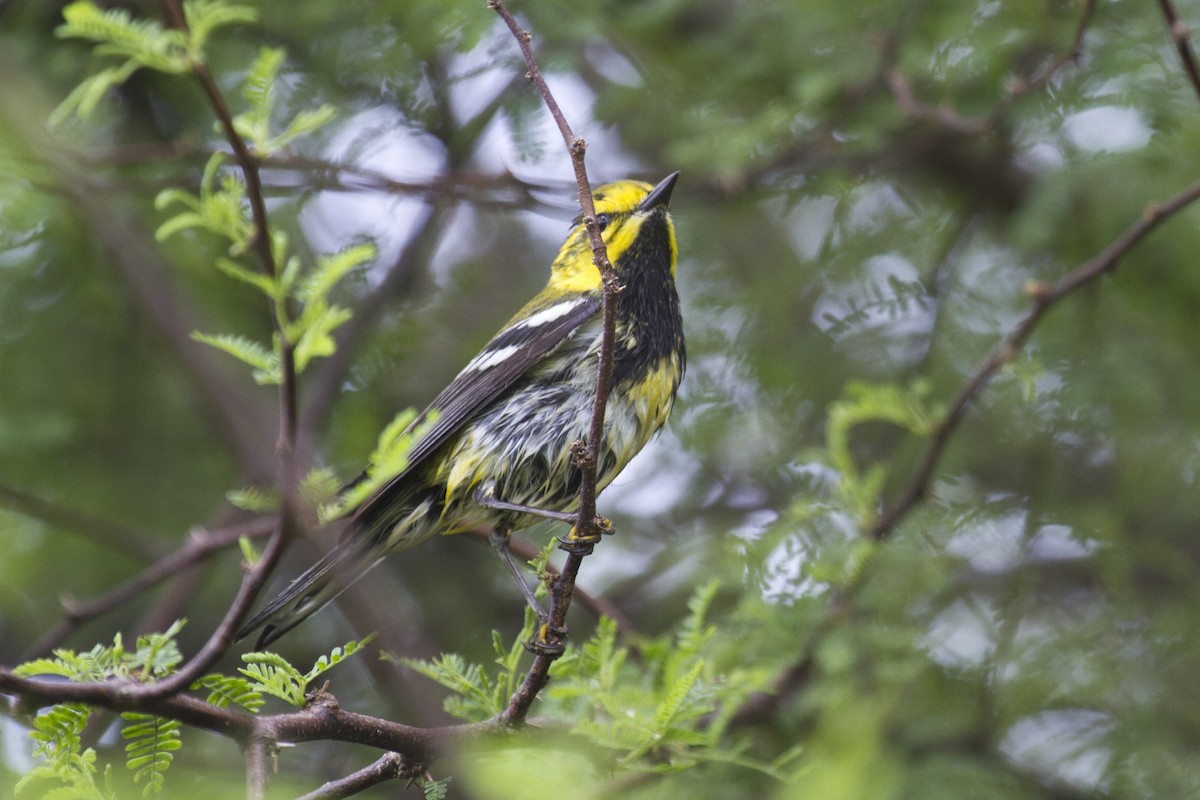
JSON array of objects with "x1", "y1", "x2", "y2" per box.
[{"x1": 235, "y1": 538, "x2": 383, "y2": 650}]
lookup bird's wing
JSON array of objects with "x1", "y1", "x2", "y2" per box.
[{"x1": 346, "y1": 294, "x2": 602, "y2": 524}]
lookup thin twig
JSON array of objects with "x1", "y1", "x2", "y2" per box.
[
  {"x1": 886, "y1": 70, "x2": 991, "y2": 135},
  {"x1": 146, "y1": 0, "x2": 302, "y2": 708},
  {"x1": 1156, "y1": 0, "x2": 1200, "y2": 106},
  {"x1": 1007, "y1": 0, "x2": 1094, "y2": 101},
  {"x1": 0, "y1": 482, "x2": 166, "y2": 559},
  {"x1": 20, "y1": 518, "x2": 275, "y2": 660},
  {"x1": 488, "y1": 0, "x2": 620, "y2": 725}
]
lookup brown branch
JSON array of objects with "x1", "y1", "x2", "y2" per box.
[
  {"x1": 0, "y1": 482, "x2": 166, "y2": 560},
  {"x1": 489, "y1": 0, "x2": 621, "y2": 726},
  {"x1": 869, "y1": 175, "x2": 1200, "y2": 540},
  {"x1": 886, "y1": 70, "x2": 991, "y2": 135},
  {"x1": 150, "y1": 2, "x2": 305, "y2": 712},
  {"x1": 20, "y1": 518, "x2": 275, "y2": 660},
  {"x1": 137, "y1": 525, "x2": 291, "y2": 699},
  {"x1": 0, "y1": 671, "x2": 484, "y2": 765},
  {"x1": 246, "y1": 737, "x2": 270, "y2": 800},
  {"x1": 1008, "y1": 0, "x2": 1094, "y2": 101},
  {"x1": 1156, "y1": 0, "x2": 1200, "y2": 106},
  {"x1": 293, "y1": 752, "x2": 413, "y2": 800}
]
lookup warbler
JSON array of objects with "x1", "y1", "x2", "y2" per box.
[{"x1": 237, "y1": 172, "x2": 683, "y2": 649}]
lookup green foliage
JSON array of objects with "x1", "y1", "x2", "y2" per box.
[
  {"x1": 192, "y1": 674, "x2": 265, "y2": 713},
  {"x1": 421, "y1": 775, "x2": 452, "y2": 800},
  {"x1": 396, "y1": 618, "x2": 528, "y2": 721},
  {"x1": 825, "y1": 380, "x2": 938, "y2": 526},
  {"x1": 10, "y1": 628, "x2": 375, "y2": 795},
  {"x1": 51, "y1": 0, "x2": 256, "y2": 124},
  {"x1": 231, "y1": 636, "x2": 376, "y2": 707},
  {"x1": 12, "y1": 0, "x2": 1200, "y2": 797},
  {"x1": 404, "y1": 583, "x2": 770, "y2": 777},
  {"x1": 234, "y1": 47, "x2": 337, "y2": 155},
  {"x1": 120, "y1": 714, "x2": 181, "y2": 796},
  {"x1": 12, "y1": 623, "x2": 188, "y2": 798},
  {"x1": 323, "y1": 408, "x2": 439, "y2": 520}
]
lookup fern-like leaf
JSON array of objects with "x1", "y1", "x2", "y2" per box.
[
  {"x1": 193, "y1": 674, "x2": 265, "y2": 713},
  {"x1": 297, "y1": 243, "x2": 376, "y2": 306},
  {"x1": 303, "y1": 635, "x2": 378, "y2": 684},
  {"x1": 121, "y1": 713, "x2": 181, "y2": 796},
  {"x1": 239, "y1": 652, "x2": 306, "y2": 706},
  {"x1": 190, "y1": 332, "x2": 280, "y2": 384}
]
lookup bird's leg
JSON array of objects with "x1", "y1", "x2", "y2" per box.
[
  {"x1": 489, "y1": 521, "x2": 545, "y2": 616},
  {"x1": 475, "y1": 486, "x2": 614, "y2": 557},
  {"x1": 489, "y1": 522, "x2": 566, "y2": 656},
  {"x1": 475, "y1": 491, "x2": 577, "y2": 523}
]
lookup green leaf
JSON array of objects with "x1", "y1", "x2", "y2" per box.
[
  {"x1": 234, "y1": 46, "x2": 284, "y2": 151},
  {"x1": 238, "y1": 535, "x2": 261, "y2": 568},
  {"x1": 324, "y1": 409, "x2": 434, "y2": 520},
  {"x1": 215, "y1": 258, "x2": 278, "y2": 298},
  {"x1": 190, "y1": 332, "x2": 280, "y2": 384},
  {"x1": 121, "y1": 713, "x2": 181, "y2": 796},
  {"x1": 422, "y1": 776, "x2": 452, "y2": 800},
  {"x1": 239, "y1": 651, "x2": 306, "y2": 706},
  {"x1": 183, "y1": 0, "x2": 257, "y2": 54},
  {"x1": 291, "y1": 304, "x2": 353, "y2": 372},
  {"x1": 652, "y1": 658, "x2": 705, "y2": 734},
  {"x1": 297, "y1": 243, "x2": 376, "y2": 305},
  {"x1": 132, "y1": 620, "x2": 186, "y2": 680},
  {"x1": 50, "y1": 62, "x2": 140, "y2": 125},
  {"x1": 56, "y1": 2, "x2": 188, "y2": 73},
  {"x1": 397, "y1": 653, "x2": 498, "y2": 721},
  {"x1": 269, "y1": 105, "x2": 338, "y2": 150},
  {"x1": 193, "y1": 674, "x2": 265, "y2": 713},
  {"x1": 302, "y1": 634, "x2": 378, "y2": 683},
  {"x1": 226, "y1": 485, "x2": 280, "y2": 513}
]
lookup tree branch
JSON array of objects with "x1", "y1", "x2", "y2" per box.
[
  {"x1": 293, "y1": 752, "x2": 412, "y2": 800},
  {"x1": 489, "y1": 0, "x2": 621, "y2": 725},
  {"x1": 870, "y1": 175, "x2": 1200, "y2": 540},
  {"x1": 1156, "y1": 0, "x2": 1200, "y2": 106},
  {"x1": 20, "y1": 518, "x2": 275, "y2": 660}
]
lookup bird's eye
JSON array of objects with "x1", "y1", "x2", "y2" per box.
[{"x1": 596, "y1": 213, "x2": 611, "y2": 232}]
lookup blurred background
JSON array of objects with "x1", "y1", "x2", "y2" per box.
[{"x1": 4, "y1": 0, "x2": 1200, "y2": 797}]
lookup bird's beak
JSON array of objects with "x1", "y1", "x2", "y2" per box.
[{"x1": 639, "y1": 171, "x2": 680, "y2": 211}]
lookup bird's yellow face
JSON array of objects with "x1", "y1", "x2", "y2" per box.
[{"x1": 547, "y1": 176, "x2": 679, "y2": 295}]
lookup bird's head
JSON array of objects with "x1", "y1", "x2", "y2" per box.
[{"x1": 549, "y1": 172, "x2": 679, "y2": 293}]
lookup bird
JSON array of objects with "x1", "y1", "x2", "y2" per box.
[{"x1": 236, "y1": 172, "x2": 684, "y2": 649}]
